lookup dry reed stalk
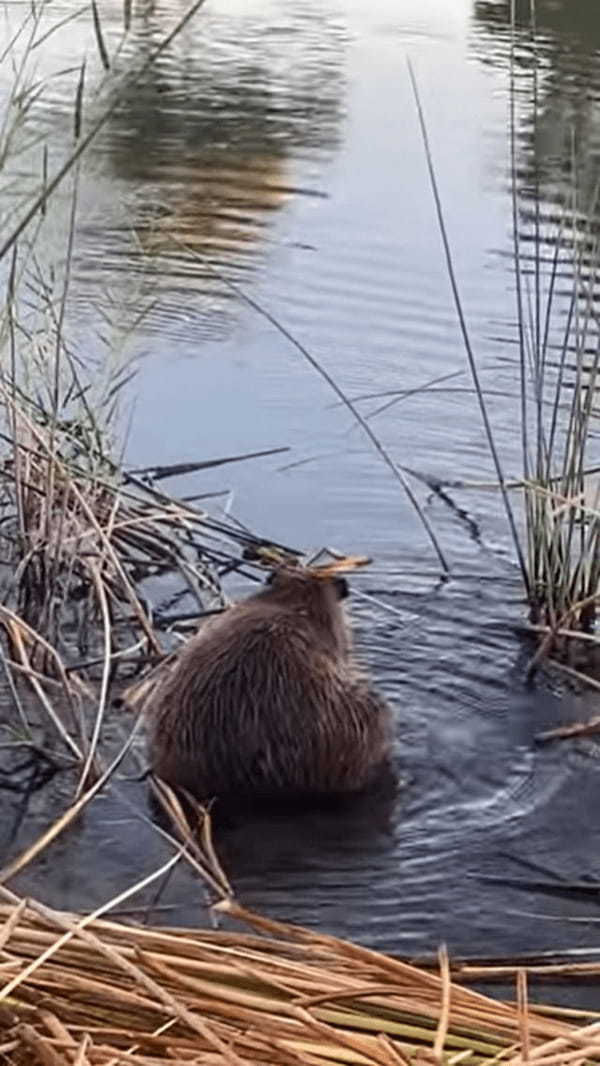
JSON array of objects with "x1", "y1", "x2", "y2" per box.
[
  {"x1": 517, "y1": 973, "x2": 530, "y2": 1066},
  {"x1": 536, "y1": 716, "x2": 600, "y2": 743},
  {"x1": 433, "y1": 947, "x2": 451, "y2": 1063},
  {"x1": 0, "y1": 609, "x2": 85, "y2": 758},
  {"x1": 74, "y1": 558, "x2": 117, "y2": 796},
  {"x1": 454, "y1": 962, "x2": 600, "y2": 981},
  {"x1": 148, "y1": 779, "x2": 233, "y2": 901}
]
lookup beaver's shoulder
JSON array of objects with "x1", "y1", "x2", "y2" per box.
[{"x1": 182, "y1": 597, "x2": 320, "y2": 660}]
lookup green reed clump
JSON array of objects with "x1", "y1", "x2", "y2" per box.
[{"x1": 503, "y1": 2, "x2": 600, "y2": 645}]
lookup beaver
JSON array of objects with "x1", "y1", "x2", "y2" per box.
[{"x1": 145, "y1": 563, "x2": 392, "y2": 807}]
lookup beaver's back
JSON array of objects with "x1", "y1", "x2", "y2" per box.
[{"x1": 146, "y1": 592, "x2": 390, "y2": 802}]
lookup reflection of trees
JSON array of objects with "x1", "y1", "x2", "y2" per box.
[
  {"x1": 471, "y1": 1, "x2": 600, "y2": 227},
  {"x1": 103, "y1": 5, "x2": 345, "y2": 273},
  {"x1": 471, "y1": 0, "x2": 600, "y2": 531},
  {"x1": 475, "y1": 0, "x2": 600, "y2": 47}
]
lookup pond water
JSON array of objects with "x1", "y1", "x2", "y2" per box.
[{"x1": 3, "y1": 0, "x2": 600, "y2": 996}]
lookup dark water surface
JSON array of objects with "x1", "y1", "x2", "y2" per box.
[{"x1": 3, "y1": 0, "x2": 600, "y2": 993}]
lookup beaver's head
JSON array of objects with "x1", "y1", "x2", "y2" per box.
[
  {"x1": 265, "y1": 568, "x2": 348, "y2": 600},
  {"x1": 258, "y1": 564, "x2": 353, "y2": 657}
]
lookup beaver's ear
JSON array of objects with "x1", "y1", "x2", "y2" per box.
[{"x1": 334, "y1": 576, "x2": 349, "y2": 600}]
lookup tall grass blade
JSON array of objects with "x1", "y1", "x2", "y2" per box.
[
  {"x1": 90, "y1": 0, "x2": 110, "y2": 70},
  {"x1": 171, "y1": 242, "x2": 450, "y2": 573},
  {"x1": 407, "y1": 59, "x2": 528, "y2": 592},
  {"x1": 74, "y1": 60, "x2": 86, "y2": 140},
  {"x1": 40, "y1": 143, "x2": 48, "y2": 216}
]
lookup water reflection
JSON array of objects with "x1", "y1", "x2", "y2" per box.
[
  {"x1": 475, "y1": 0, "x2": 600, "y2": 44},
  {"x1": 471, "y1": 1, "x2": 600, "y2": 221},
  {"x1": 79, "y1": 2, "x2": 346, "y2": 336}
]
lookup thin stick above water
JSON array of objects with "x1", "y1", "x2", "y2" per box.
[
  {"x1": 174, "y1": 243, "x2": 450, "y2": 574},
  {"x1": 407, "y1": 58, "x2": 529, "y2": 595}
]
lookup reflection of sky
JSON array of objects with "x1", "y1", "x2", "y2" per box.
[{"x1": 119, "y1": 4, "x2": 518, "y2": 558}]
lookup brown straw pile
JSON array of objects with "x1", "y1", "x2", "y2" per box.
[{"x1": 0, "y1": 892, "x2": 598, "y2": 1066}]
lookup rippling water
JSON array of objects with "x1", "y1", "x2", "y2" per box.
[{"x1": 3, "y1": 0, "x2": 600, "y2": 985}]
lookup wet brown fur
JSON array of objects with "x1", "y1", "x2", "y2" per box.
[{"x1": 146, "y1": 566, "x2": 392, "y2": 804}]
